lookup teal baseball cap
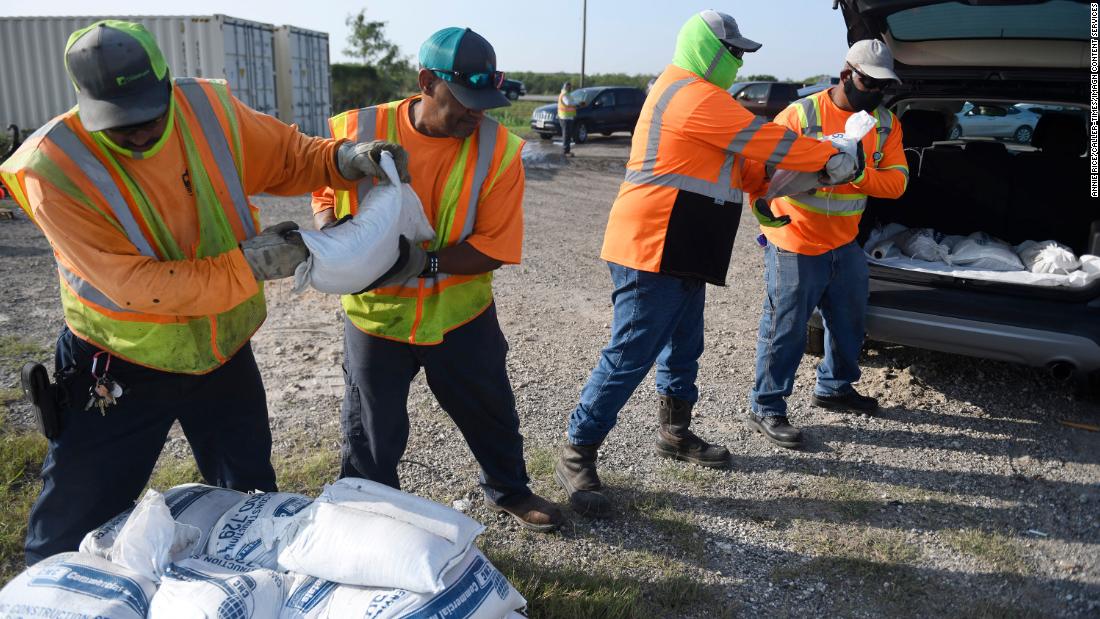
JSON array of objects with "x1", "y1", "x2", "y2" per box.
[
  {"x1": 64, "y1": 20, "x2": 172, "y2": 132},
  {"x1": 419, "y1": 27, "x2": 510, "y2": 111}
]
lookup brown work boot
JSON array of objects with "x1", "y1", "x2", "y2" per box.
[
  {"x1": 554, "y1": 442, "x2": 612, "y2": 517},
  {"x1": 655, "y1": 395, "x2": 730, "y2": 468},
  {"x1": 484, "y1": 493, "x2": 564, "y2": 533}
]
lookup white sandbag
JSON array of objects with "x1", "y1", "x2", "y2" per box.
[
  {"x1": 896, "y1": 228, "x2": 951, "y2": 263},
  {"x1": 149, "y1": 555, "x2": 286, "y2": 619},
  {"x1": 319, "y1": 477, "x2": 484, "y2": 546},
  {"x1": 276, "y1": 499, "x2": 474, "y2": 594},
  {"x1": 764, "y1": 110, "x2": 878, "y2": 201},
  {"x1": 208, "y1": 492, "x2": 312, "y2": 568},
  {"x1": 869, "y1": 239, "x2": 899, "y2": 260},
  {"x1": 0, "y1": 552, "x2": 157, "y2": 619},
  {"x1": 110, "y1": 489, "x2": 202, "y2": 583},
  {"x1": 1080, "y1": 254, "x2": 1100, "y2": 274},
  {"x1": 280, "y1": 548, "x2": 525, "y2": 619},
  {"x1": 81, "y1": 483, "x2": 245, "y2": 559},
  {"x1": 948, "y1": 232, "x2": 1025, "y2": 271},
  {"x1": 294, "y1": 151, "x2": 435, "y2": 294},
  {"x1": 942, "y1": 235, "x2": 967, "y2": 251},
  {"x1": 1016, "y1": 240, "x2": 1080, "y2": 274}
]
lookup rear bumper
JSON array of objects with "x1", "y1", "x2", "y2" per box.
[
  {"x1": 862, "y1": 306, "x2": 1100, "y2": 372},
  {"x1": 842, "y1": 275, "x2": 1100, "y2": 373}
]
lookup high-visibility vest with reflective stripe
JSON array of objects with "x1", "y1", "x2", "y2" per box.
[
  {"x1": 0, "y1": 78, "x2": 265, "y2": 374},
  {"x1": 602, "y1": 65, "x2": 819, "y2": 285},
  {"x1": 327, "y1": 98, "x2": 524, "y2": 344},
  {"x1": 782, "y1": 91, "x2": 896, "y2": 217},
  {"x1": 557, "y1": 91, "x2": 577, "y2": 119}
]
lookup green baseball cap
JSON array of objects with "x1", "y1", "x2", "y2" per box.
[
  {"x1": 64, "y1": 20, "x2": 171, "y2": 132},
  {"x1": 419, "y1": 27, "x2": 510, "y2": 111}
]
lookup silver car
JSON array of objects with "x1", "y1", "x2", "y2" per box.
[{"x1": 948, "y1": 102, "x2": 1041, "y2": 143}]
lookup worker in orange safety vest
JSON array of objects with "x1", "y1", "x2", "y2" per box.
[{"x1": 554, "y1": 10, "x2": 861, "y2": 517}]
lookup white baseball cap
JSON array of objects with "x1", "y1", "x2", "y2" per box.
[{"x1": 845, "y1": 39, "x2": 901, "y2": 83}]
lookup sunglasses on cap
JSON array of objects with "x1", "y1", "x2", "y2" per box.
[
  {"x1": 721, "y1": 41, "x2": 745, "y2": 60},
  {"x1": 847, "y1": 64, "x2": 891, "y2": 91},
  {"x1": 427, "y1": 68, "x2": 505, "y2": 90}
]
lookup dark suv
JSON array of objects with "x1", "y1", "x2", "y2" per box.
[
  {"x1": 530, "y1": 86, "x2": 646, "y2": 143},
  {"x1": 824, "y1": 0, "x2": 1099, "y2": 393},
  {"x1": 499, "y1": 78, "x2": 526, "y2": 101},
  {"x1": 728, "y1": 81, "x2": 801, "y2": 118}
]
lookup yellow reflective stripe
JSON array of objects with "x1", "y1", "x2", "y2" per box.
[
  {"x1": 385, "y1": 101, "x2": 400, "y2": 143},
  {"x1": 810, "y1": 190, "x2": 865, "y2": 200},
  {"x1": 0, "y1": 171, "x2": 32, "y2": 220},
  {"x1": 433, "y1": 139, "x2": 472, "y2": 251},
  {"x1": 486, "y1": 132, "x2": 524, "y2": 195},
  {"x1": 786, "y1": 195, "x2": 865, "y2": 217}
]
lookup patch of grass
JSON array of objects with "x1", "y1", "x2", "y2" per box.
[
  {"x1": 484, "y1": 545, "x2": 713, "y2": 619},
  {"x1": 274, "y1": 449, "x2": 340, "y2": 496},
  {"x1": 525, "y1": 445, "x2": 555, "y2": 481},
  {"x1": 487, "y1": 100, "x2": 542, "y2": 138},
  {"x1": 0, "y1": 335, "x2": 47, "y2": 375},
  {"x1": 627, "y1": 495, "x2": 704, "y2": 559},
  {"x1": 0, "y1": 403, "x2": 47, "y2": 582},
  {"x1": 148, "y1": 457, "x2": 202, "y2": 489},
  {"x1": 783, "y1": 521, "x2": 921, "y2": 575},
  {"x1": 656, "y1": 461, "x2": 718, "y2": 489},
  {"x1": 815, "y1": 476, "x2": 879, "y2": 519},
  {"x1": 943, "y1": 528, "x2": 1027, "y2": 573}
]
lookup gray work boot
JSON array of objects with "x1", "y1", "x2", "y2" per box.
[
  {"x1": 655, "y1": 395, "x2": 730, "y2": 468},
  {"x1": 554, "y1": 441, "x2": 612, "y2": 517}
]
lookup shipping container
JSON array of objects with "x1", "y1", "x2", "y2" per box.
[
  {"x1": 0, "y1": 15, "x2": 278, "y2": 131},
  {"x1": 275, "y1": 26, "x2": 331, "y2": 137}
]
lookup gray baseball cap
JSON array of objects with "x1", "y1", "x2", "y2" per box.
[
  {"x1": 845, "y1": 39, "x2": 901, "y2": 83},
  {"x1": 700, "y1": 9, "x2": 762, "y2": 52},
  {"x1": 64, "y1": 20, "x2": 172, "y2": 132}
]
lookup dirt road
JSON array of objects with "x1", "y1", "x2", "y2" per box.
[{"x1": 1, "y1": 134, "x2": 1097, "y2": 617}]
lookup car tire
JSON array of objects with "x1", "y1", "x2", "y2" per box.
[
  {"x1": 538, "y1": 133, "x2": 554, "y2": 140},
  {"x1": 806, "y1": 325, "x2": 825, "y2": 357},
  {"x1": 948, "y1": 124, "x2": 962, "y2": 140},
  {"x1": 575, "y1": 122, "x2": 589, "y2": 144},
  {"x1": 506, "y1": 89, "x2": 519, "y2": 101},
  {"x1": 1013, "y1": 125, "x2": 1033, "y2": 144}
]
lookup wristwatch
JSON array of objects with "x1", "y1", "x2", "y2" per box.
[{"x1": 419, "y1": 251, "x2": 439, "y2": 278}]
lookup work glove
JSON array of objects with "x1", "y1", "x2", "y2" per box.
[
  {"x1": 240, "y1": 221, "x2": 309, "y2": 281},
  {"x1": 336, "y1": 140, "x2": 411, "y2": 183},
  {"x1": 751, "y1": 198, "x2": 791, "y2": 228},
  {"x1": 357, "y1": 235, "x2": 428, "y2": 293}
]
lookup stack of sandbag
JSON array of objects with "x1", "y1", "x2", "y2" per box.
[
  {"x1": 273, "y1": 477, "x2": 526, "y2": 618},
  {"x1": 293, "y1": 150, "x2": 435, "y2": 294},
  {"x1": 896, "y1": 228, "x2": 951, "y2": 263},
  {"x1": 0, "y1": 490, "x2": 197, "y2": 619}
]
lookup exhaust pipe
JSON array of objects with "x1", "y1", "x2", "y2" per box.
[{"x1": 1048, "y1": 361, "x2": 1076, "y2": 382}]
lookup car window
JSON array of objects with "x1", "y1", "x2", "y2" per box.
[
  {"x1": 595, "y1": 91, "x2": 615, "y2": 107},
  {"x1": 737, "y1": 83, "x2": 769, "y2": 102},
  {"x1": 886, "y1": 0, "x2": 1087, "y2": 41}
]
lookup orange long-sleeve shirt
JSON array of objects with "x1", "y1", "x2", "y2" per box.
[
  {"x1": 23, "y1": 95, "x2": 355, "y2": 316},
  {"x1": 761, "y1": 89, "x2": 907, "y2": 254}
]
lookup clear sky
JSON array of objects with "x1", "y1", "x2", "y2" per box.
[{"x1": 2, "y1": 1, "x2": 853, "y2": 80}]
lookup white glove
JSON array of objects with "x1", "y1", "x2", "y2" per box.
[{"x1": 337, "y1": 141, "x2": 411, "y2": 183}]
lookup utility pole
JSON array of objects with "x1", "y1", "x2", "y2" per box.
[{"x1": 580, "y1": 0, "x2": 587, "y2": 88}]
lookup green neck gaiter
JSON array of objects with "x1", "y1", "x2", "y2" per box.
[{"x1": 671, "y1": 14, "x2": 742, "y2": 90}]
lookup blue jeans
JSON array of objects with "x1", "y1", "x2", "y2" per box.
[
  {"x1": 559, "y1": 118, "x2": 574, "y2": 154},
  {"x1": 750, "y1": 241, "x2": 869, "y2": 417},
  {"x1": 567, "y1": 263, "x2": 705, "y2": 445}
]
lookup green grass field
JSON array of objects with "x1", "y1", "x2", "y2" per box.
[{"x1": 488, "y1": 99, "x2": 543, "y2": 139}]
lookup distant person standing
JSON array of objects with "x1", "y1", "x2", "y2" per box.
[{"x1": 557, "y1": 81, "x2": 577, "y2": 156}]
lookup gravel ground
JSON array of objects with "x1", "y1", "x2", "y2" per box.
[{"x1": 0, "y1": 135, "x2": 1097, "y2": 617}]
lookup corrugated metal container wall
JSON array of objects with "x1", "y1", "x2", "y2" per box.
[
  {"x1": 0, "y1": 15, "x2": 277, "y2": 131},
  {"x1": 274, "y1": 26, "x2": 331, "y2": 137}
]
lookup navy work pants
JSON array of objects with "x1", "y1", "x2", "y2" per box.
[
  {"x1": 25, "y1": 328, "x2": 277, "y2": 564},
  {"x1": 340, "y1": 304, "x2": 532, "y2": 506}
]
